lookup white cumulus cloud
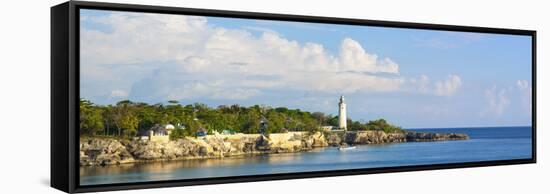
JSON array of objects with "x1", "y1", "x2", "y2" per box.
[
  {"x1": 409, "y1": 74, "x2": 462, "y2": 96},
  {"x1": 80, "y1": 11, "x2": 460, "y2": 103},
  {"x1": 517, "y1": 80, "x2": 532, "y2": 114},
  {"x1": 435, "y1": 75, "x2": 462, "y2": 96},
  {"x1": 481, "y1": 86, "x2": 511, "y2": 117}
]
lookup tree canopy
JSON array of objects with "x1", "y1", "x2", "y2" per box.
[{"x1": 79, "y1": 99, "x2": 404, "y2": 139}]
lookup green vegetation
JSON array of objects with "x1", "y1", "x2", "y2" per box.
[
  {"x1": 79, "y1": 99, "x2": 404, "y2": 139},
  {"x1": 348, "y1": 119, "x2": 404, "y2": 133}
]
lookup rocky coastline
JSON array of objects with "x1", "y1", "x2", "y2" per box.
[{"x1": 80, "y1": 130, "x2": 469, "y2": 166}]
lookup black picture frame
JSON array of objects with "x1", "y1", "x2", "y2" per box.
[{"x1": 51, "y1": 1, "x2": 537, "y2": 193}]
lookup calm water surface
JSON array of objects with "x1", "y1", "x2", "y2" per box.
[{"x1": 80, "y1": 126, "x2": 532, "y2": 185}]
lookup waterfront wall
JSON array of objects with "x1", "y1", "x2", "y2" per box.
[{"x1": 80, "y1": 130, "x2": 467, "y2": 166}]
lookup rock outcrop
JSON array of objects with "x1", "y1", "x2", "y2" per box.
[
  {"x1": 81, "y1": 132, "x2": 314, "y2": 166},
  {"x1": 405, "y1": 132, "x2": 469, "y2": 142},
  {"x1": 80, "y1": 130, "x2": 468, "y2": 166},
  {"x1": 80, "y1": 138, "x2": 134, "y2": 166},
  {"x1": 343, "y1": 131, "x2": 407, "y2": 144}
]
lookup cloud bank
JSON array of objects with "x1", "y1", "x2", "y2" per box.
[
  {"x1": 409, "y1": 74, "x2": 462, "y2": 96},
  {"x1": 480, "y1": 80, "x2": 532, "y2": 117},
  {"x1": 80, "y1": 11, "x2": 461, "y2": 104}
]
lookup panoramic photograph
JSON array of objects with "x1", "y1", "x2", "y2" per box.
[{"x1": 78, "y1": 9, "x2": 533, "y2": 185}]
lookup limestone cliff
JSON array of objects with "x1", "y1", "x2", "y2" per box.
[{"x1": 80, "y1": 130, "x2": 468, "y2": 166}]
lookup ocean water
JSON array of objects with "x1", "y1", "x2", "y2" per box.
[{"x1": 80, "y1": 126, "x2": 533, "y2": 186}]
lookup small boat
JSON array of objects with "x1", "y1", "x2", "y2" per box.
[{"x1": 338, "y1": 145, "x2": 357, "y2": 151}]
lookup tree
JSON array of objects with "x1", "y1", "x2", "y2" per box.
[
  {"x1": 241, "y1": 111, "x2": 260, "y2": 134},
  {"x1": 120, "y1": 113, "x2": 139, "y2": 137},
  {"x1": 349, "y1": 121, "x2": 367, "y2": 131},
  {"x1": 79, "y1": 99, "x2": 104, "y2": 135},
  {"x1": 266, "y1": 111, "x2": 284, "y2": 133},
  {"x1": 312, "y1": 112, "x2": 329, "y2": 126},
  {"x1": 111, "y1": 100, "x2": 136, "y2": 136},
  {"x1": 327, "y1": 116, "x2": 339, "y2": 127},
  {"x1": 184, "y1": 116, "x2": 200, "y2": 137},
  {"x1": 170, "y1": 128, "x2": 186, "y2": 140},
  {"x1": 303, "y1": 116, "x2": 320, "y2": 133},
  {"x1": 284, "y1": 116, "x2": 298, "y2": 131},
  {"x1": 79, "y1": 98, "x2": 405, "y2": 138},
  {"x1": 101, "y1": 105, "x2": 115, "y2": 136},
  {"x1": 134, "y1": 104, "x2": 157, "y2": 132},
  {"x1": 365, "y1": 119, "x2": 403, "y2": 133}
]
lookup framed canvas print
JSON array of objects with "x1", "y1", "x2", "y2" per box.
[{"x1": 51, "y1": 1, "x2": 536, "y2": 193}]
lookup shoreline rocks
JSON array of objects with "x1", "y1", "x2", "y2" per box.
[
  {"x1": 80, "y1": 130, "x2": 469, "y2": 166},
  {"x1": 80, "y1": 139, "x2": 134, "y2": 166},
  {"x1": 405, "y1": 132, "x2": 469, "y2": 142}
]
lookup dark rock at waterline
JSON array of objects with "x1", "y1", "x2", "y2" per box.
[
  {"x1": 405, "y1": 132, "x2": 469, "y2": 142},
  {"x1": 343, "y1": 130, "x2": 408, "y2": 144}
]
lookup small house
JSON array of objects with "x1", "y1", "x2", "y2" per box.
[
  {"x1": 321, "y1": 126, "x2": 336, "y2": 131},
  {"x1": 147, "y1": 124, "x2": 175, "y2": 142},
  {"x1": 196, "y1": 127, "x2": 207, "y2": 137},
  {"x1": 221, "y1": 129, "x2": 236, "y2": 135}
]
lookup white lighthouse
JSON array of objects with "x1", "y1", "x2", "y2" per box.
[{"x1": 338, "y1": 95, "x2": 347, "y2": 130}]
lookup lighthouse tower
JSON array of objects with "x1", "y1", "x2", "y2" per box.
[{"x1": 338, "y1": 95, "x2": 347, "y2": 130}]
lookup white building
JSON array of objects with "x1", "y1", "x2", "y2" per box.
[
  {"x1": 320, "y1": 126, "x2": 335, "y2": 131},
  {"x1": 338, "y1": 95, "x2": 347, "y2": 130},
  {"x1": 146, "y1": 124, "x2": 175, "y2": 142}
]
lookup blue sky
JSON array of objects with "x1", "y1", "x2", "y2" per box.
[{"x1": 80, "y1": 9, "x2": 533, "y2": 128}]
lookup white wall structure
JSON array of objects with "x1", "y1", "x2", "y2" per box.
[{"x1": 338, "y1": 95, "x2": 347, "y2": 130}]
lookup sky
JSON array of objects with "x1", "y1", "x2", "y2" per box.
[{"x1": 79, "y1": 9, "x2": 533, "y2": 128}]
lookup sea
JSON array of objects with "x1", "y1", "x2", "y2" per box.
[{"x1": 80, "y1": 126, "x2": 533, "y2": 185}]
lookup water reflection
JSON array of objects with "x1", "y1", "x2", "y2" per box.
[{"x1": 80, "y1": 149, "x2": 330, "y2": 184}]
